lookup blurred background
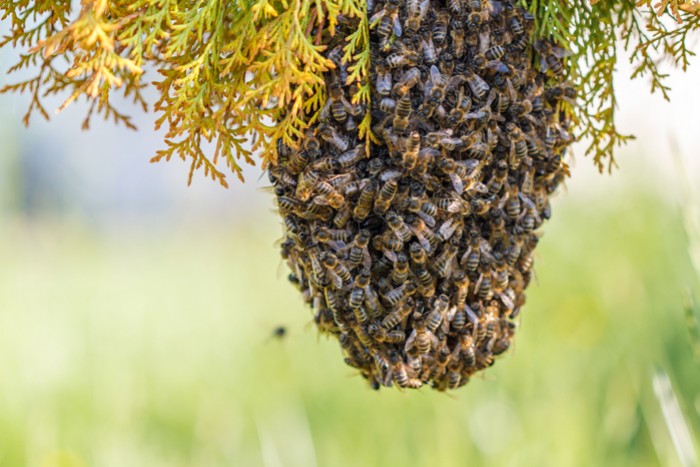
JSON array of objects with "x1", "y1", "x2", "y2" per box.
[{"x1": 1, "y1": 39, "x2": 699, "y2": 466}]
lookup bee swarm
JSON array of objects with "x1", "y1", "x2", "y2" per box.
[{"x1": 269, "y1": 0, "x2": 573, "y2": 390}]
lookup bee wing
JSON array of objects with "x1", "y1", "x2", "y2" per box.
[
  {"x1": 459, "y1": 246, "x2": 472, "y2": 266},
  {"x1": 404, "y1": 329, "x2": 418, "y2": 352},
  {"x1": 438, "y1": 218, "x2": 457, "y2": 240},
  {"x1": 498, "y1": 291, "x2": 515, "y2": 310},
  {"x1": 539, "y1": 57, "x2": 548, "y2": 72},
  {"x1": 393, "y1": 16, "x2": 403, "y2": 37},
  {"x1": 369, "y1": 8, "x2": 386, "y2": 26},
  {"x1": 552, "y1": 46, "x2": 571, "y2": 58},
  {"x1": 486, "y1": 60, "x2": 509, "y2": 73},
  {"x1": 448, "y1": 173, "x2": 464, "y2": 195},
  {"x1": 464, "y1": 110, "x2": 487, "y2": 120},
  {"x1": 383, "y1": 249, "x2": 398, "y2": 263},
  {"x1": 417, "y1": 210, "x2": 436, "y2": 228},
  {"x1": 429, "y1": 64, "x2": 442, "y2": 84},
  {"x1": 328, "y1": 270, "x2": 343, "y2": 289}
]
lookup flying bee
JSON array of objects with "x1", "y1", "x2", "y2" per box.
[
  {"x1": 534, "y1": 39, "x2": 570, "y2": 76},
  {"x1": 414, "y1": 267, "x2": 436, "y2": 297},
  {"x1": 433, "y1": 11, "x2": 449, "y2": 45},
  {"x1": 314, "y1": 181, "x2": 345, "y2": 209},
  {"x1": 487, "y1": 160, "x2": 509, "y2": 196},
  {"x1": 373, "y1": 179, "x2": 398, "y2": 214},
  {"x1": 295, "y1": 169, "x2": 320, "y2": 201},
  {"x1": 370, "y1": 0, "x2": 402, "y2": 49},
  {"x1": 406, "y1": 216, "x2": 437, "y2": 251},
  {"x1": 433, "y1": 243, "x2": 459, "y2": 279},
  {"x1": 402, "y1": 131, "x2": 421, "y2": 170},
  {"x1": 389, "y1": 352, "x2": 422, "y2": 389},
  {"x1": 375, "y1": 62, "x2": 393, "y2": 95},
  {"x1": 317, "y1": 124, "x2": 348, "y2": 151},
  {"x1": 420, "y1": 31, "x2": 438, "y2": 65},
  {"x1": 383, "y1": 282, "x2": 417, "y2": 311},
  {"x1": 347, "y1": 229, "x2": 371, "y2": 268},
  {"x1": 393, "y1": 67, "x2": 421, "y2": 96},
  {"x1": 386, "y1": 211, "x2": 412, "y2": 242},
  {"x1": 353, "y1": 180, "x2": 377, "y2": 220},
  {"x1": 392, "y1": 93, "x2": 413, "y2": 132}
]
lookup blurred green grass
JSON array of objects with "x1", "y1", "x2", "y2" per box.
[{"x1": 0, "y1": 182, "x2": 698, "y2": 467}]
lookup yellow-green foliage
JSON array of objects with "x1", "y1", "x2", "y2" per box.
[
  {"x1": 0, "y1": 0, "x2": 370, "y2": 186},
  {"x1": 524, "y1": 0, "x2": 699, "y2": 171},
  {"x1": 0, "y1": 0, "x2": 698, "y2": 183}
]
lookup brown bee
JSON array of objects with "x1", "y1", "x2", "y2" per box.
[{"x1": 370, "y1": 0, "x2": 402, "y2": 49}]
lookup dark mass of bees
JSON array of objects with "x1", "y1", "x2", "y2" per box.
[{"x1": 268, "y1": 0, "x2": 574, "y2": 391}]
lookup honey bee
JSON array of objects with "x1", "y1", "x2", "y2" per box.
[
  {"x1": 368, "y1": 323, "x2": 406, "y2": 343},
  {"x1": 393, "y1": 67, "x2": 421, "y2": 96},
  {"x1": 337, "y1": 145, "x2": 364, "y2": 169},
  {"x1": 383, "y1": 282, "x2": 417, "y2": 309},
  {"x1": 433, "y1": 243, "x2": 459, "y2": 278},
  {"x1": 406, "y1": 0, "x2": 429, "y2": 32},
  {"x1": 454, "y1": 271, "x2": 471, "y2": 309},
  {"x1": 386, "y1": 49, "x2": 417, "y2": 68},
  {"x1": 333, "y1": 206, "x2": 352, "y2": 228},
  {"x1": 501, "y1": 185, "x2": 522, "y2": 221},
  {"x1": 347, "y1": 229, "x2": 371, "y2": 268},
  {"x1": 406, "y1": 313, "x2": 436, "y2": 355},
  {"x1": 508, "y1": 15, "x2": 524, "y2": 36},
  {"x1": 403, "y1": 196, "x2": 436, "y2": 228},
  {"x1": 322, "y1": 252, "x2": 352, "y2": 287},
  {"x1": 379, "y1": 97, "x2": 397, "y2": 114},
  {"x1": 392, "y1": 253, "x2": 409, "y2": 285},
  {"x1": 382, "y1": 298, "x2": 413, "y2": 328},
  {"x1": 425, "y1": 294, "x2": 450, "y2": 332},
  {"x1": 425, "y1": 65, "x2": 448, "y2": 106},
  {"x1": 519, "y1": 193, "x2": 542, "y2": 231},
  {"x1": 486, "y1": 160, "x2": 509, "y2": 196},
  {"x1": 374, "y1": 179, "x2": 398, "y2": 214},
  {"x1": 465, "y1": 68, "x2": 490, "y2": 101},
  {"x1": 484, "y1": 45, "x2": 506, "y2": 61},
  {"x1": 460, "y1": 335, "x2": 476, "y2": 368},
  {"x1": 314, "y1": 181, "x2": 345, "y2": 209},
  {"x1": 286, "y1": 149, "x2": 310, "y2": 175},
  {"x1": 433, "y1": 11, "x2": 449, "y2": 44},
  {"x1": 446, "y1": 359, "x2": 462, "y2": 389},
  {"x1": 393, "y1": 93, "x2": 413, "y2": 132},
  {"x1": 370, "y1": 0, "x2": 402, "y2": 49},
  {"x1": 506, "y1": 122, "x2": 528, "y2": 167},
  {"x1": 461, "y1": 229, "x2": 491, "y2": 273},
  {"x1": 414, "y1": 267, "x2": 436, "y2": 298},
  {"x1": 534, "y1": 39, "x2": 570, "y2": 76},
  {"x1": 401, "y1": 131, "x2": 421, "y2": 170},
  {"x1": 389, "y1": 352, "x2": 422, "y2": 388},
  {"x1": 375, "y1": 62, "x2": 393, "y2": 95},
  {"x1": 295, "y1": 169, "x2": 320, "y2": 201},
  {"x1": 386, "y1": 211, "x2": 412, "y2": 242},
  {"x1": 450, "y1": 20, "x2": 466, "y2": 58},
  {"x1": 347, "y1": 315, "x2": 373, "y2": 348},
  {"x1": 520, "y1": 156, "x2": 534, "y2": 195},
  {"x1": 409, "y1": 217, "x2": 439, "y2": 252},
  {"x1": 353, "y1": 180, "x2": 377, "y2": 220},
  {"x1": 420, "y1": 31, "x2": 438, "y2": 64},
  {"x1": 406, "y1": 243, "x2": 427, "y2": 267},
  {"x1": 317, "y1": 124, "x2": 348, "y2": 151},
  {"x1": 437, "y1": 156, "x2": 470, "y2": 195}
]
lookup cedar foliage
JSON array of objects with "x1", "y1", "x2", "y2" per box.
[{"x1": 0, "y1": 0, "x2": 698, "y2": 184}]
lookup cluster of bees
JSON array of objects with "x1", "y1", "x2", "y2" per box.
[{"x1": 269, "y1": 0, "x2": 573, "y2": 390}]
